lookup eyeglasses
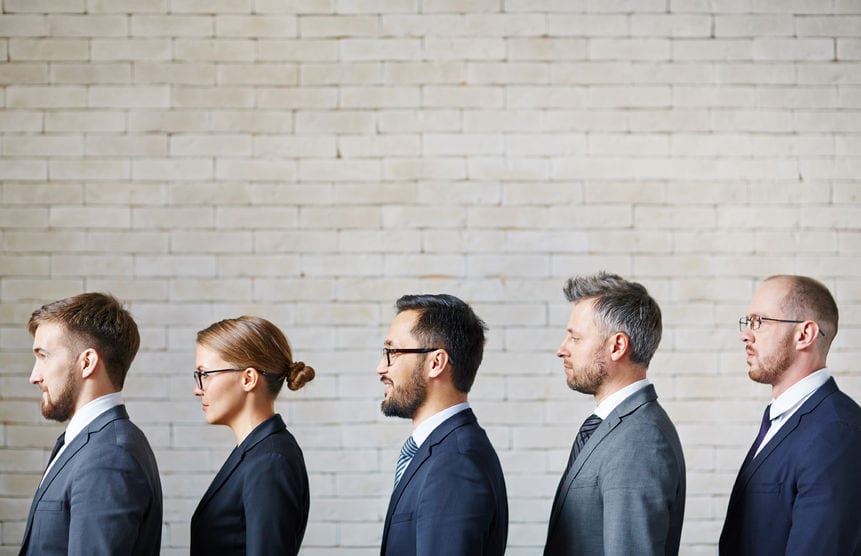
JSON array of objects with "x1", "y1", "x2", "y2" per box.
[
  {"x1": 382, "y1": 347, "x2": 439, "y2": 367},
  {"x1": 194, "y1": 368, "x2": 242, "y2": 389},
  {"x1": 738, "y1": 315, "x2": 825, "y2": 337}
]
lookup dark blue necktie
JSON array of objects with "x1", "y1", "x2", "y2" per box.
[
  {"x1": 48, "y1": 433, "x2": 65, "y2": 465},
  {"x1": 741, "y1": 404, "x2": 772, "y2": 469}
]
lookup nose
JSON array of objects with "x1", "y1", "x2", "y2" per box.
[
  {"x1": 740, "y1": 326, "x2": 754, "y2": 344},
  {"x1": 193, "y1": 384, "x2": 204, "y2": 397},
  {"x1": 376, "y1": 356, "x2": 388, "y2": 375},
  {"x1": 29, "y1": 365, "x2": 41, "y2": 385},
  {"x1": 556, "y1": 338, "x2": 568, "y2": 358}
]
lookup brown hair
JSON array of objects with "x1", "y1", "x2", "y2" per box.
[
  {"x1": 28, "y1": 292, "x2": 140, "y2": 390},
  {"x1": 196, "y1": 316, "x2": 314, "y2": 395},
  {"x1": 767, "y1": 274, "x2": 839, "y2": 351}
]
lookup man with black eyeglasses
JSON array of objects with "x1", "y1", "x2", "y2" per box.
[
  {"x1": 376, "y1": 294, "x2": 508, "y2": 556},
  {"x1": 720, "y1": 275, "x2": 861, "y2": 554}
]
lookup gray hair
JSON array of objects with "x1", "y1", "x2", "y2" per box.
[{"x1": 563, "y1": 271, "x2": 662, "y2": 367}]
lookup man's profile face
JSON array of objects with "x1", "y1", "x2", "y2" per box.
[
  {"x1": 30, "y1": 321, "x2": 82, "y2": 422},
  {"x1": 377, "y1": 310, "x2": 429, "y2": 419},
  {"x1": 557, "y1": 299, "x2": 609, "y2": 396},
  {"x1": 743, "y1": 280, "x2": 795, "y2": 387}
]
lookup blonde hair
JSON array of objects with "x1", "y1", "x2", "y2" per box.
[{"x1": 197, "y1": 316, "x2": 314, "y2": 394}]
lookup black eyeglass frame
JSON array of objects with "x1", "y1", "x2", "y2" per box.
[
  {"x1": 382, "y1": 347, "x2": 440, "y2": 367},
  {"x1": 738, "y1": 315, "x2": 826, "y2": 337},
  {"x1": 193, "y1": 367, "x2": 274, "y2": 389}
]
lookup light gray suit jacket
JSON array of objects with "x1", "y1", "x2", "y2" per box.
[
  {"x1": 544, "y1": 385, "x2": 686, "y2": 556},
  {"x1": 19, "y1": 405, "x2": 163, "y2": 556}
]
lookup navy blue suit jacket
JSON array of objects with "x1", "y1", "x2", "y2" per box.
[
  {"x1": 19, "y1": 405, "x2": 163, "y2": 556},
  {"x1": 719, "y1": 378, "x2": 861, "y2": 555},
  {"x1": 190, "y1": 414, "x2": 309, "y2": 556},
  {"x1": 381, "y1": 408, "x2": 508, "y2": 556}
]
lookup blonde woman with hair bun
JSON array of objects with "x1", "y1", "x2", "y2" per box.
[{"x1": 190, "y1": 316, "x2": 315, "y2": 556}]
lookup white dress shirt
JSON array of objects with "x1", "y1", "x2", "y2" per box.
[
  {"x1": 412, "y1": 402, "x2": 471, "y2": 448},
  {"x1": 41, "y1": 392, "x2": 124, "y2": 484},
  {"x1": 755, "y1": 368, "x2": 830, "y2": 458},
  {"x1": 594, "y1": 379, "x2": 651, "y2": 420}
]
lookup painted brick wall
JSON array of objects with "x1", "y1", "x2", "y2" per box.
[{"x1": 2, "y1": 1, "x2": 860, "y2": 554}]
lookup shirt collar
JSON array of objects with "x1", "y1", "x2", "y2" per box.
[
  {"x1": 65, "y1": 392, "x2": 124, "y2": 445},
  {"x1": 412, "y1": 402, "x2": 470, "y2": 448},
  {"x1": 594, "y1": 379, "x2": 651, "y2": 420},
  {"x1": 770, "y1": 367, "x2": 830, "y2": 419}
]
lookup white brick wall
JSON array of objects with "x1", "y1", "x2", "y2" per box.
[{"x1": 2, "y1": 2, "x2": 860, "y2": 554}]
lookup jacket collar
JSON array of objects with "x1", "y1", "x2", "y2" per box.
[
  {"x1": 193, "y1": 414, "x2": 287, "y2": 513},
  {"x1": 381, "y1": 408, "x2": 478, "y2": 549},
  {"x1": 547, "y1": 385, "x2": 658, "y2": 531}
]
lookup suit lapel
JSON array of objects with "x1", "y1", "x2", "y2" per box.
[
  {"x1": 20, "y1": 405, "x2": 129, "y2": 554},
  {"x1": 547, "y1": 385, "x2": 657, "y2": 533},
  {"x1": 381, "y1": 409, "x2": 477, "y2": 552},
  {"x1": 734, "y1": 378, "x2": 837, "y2": 491},
  {"x1": 193, "y1": 415, "x2": 285, "y2": 516}
]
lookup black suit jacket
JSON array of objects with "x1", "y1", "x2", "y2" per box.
[
  {"x1": 190, "y1": 414, "x2": 309, "y2": 556},
  {"x1": 720, "y1": 378, "x2": 861, "y2": 555},
  {"x1": 381, "y1": 408, "x2": 508, "y2": 556},
  {"x1": 20, "y1": 405, "x2": 163, "y2": 556}
]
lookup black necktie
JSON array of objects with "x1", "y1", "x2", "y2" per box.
[
  {"x1": 48, "y1": 433, "x2": 65, "y2": 465},
  {"x1": 566, "y1": 414, "x2": 603, "y2": 470},
  {"x1": 741, "y1": 405, "x2": 772, "y2": 469}
]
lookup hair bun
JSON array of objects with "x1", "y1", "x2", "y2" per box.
[{"x1": 287, "y1": 360, "x2": 315, "y2": 391}]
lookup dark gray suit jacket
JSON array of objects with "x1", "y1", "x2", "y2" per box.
[
  {"x1": 19, "y1": 405, "x2": 163, "y2": 556},
  {"x1": 545, "y1": 385, "x2": 686, "y2": 556}
]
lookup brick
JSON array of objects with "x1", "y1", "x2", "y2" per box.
[
  {"x1": 341, "y1": 39, "x2": 422, "y2": 61},
  {"x1": 169, "y1": 0, "x2": 251, "y2": 13},
  {"x1": 300, "y1": 15, "x2": 377, "y2": 37},
  {"x1": 171, "y1": 87, "x2": 254, "y2": 108},
  {"x1": 254, "y1": 231, "x2": 337, "y2": 253},
  {"x1": 377, "y1": 109, "x2": 460, "y2": 132},
  {"x1": 132, "y1": 158, "x2": 213, "y2": 181},
  {"x1": 7, "y1": 86, "x2": 87, "y2": 108},
  {"x1": 0, "y1": 15, "x2": 47, "y2": 36},
  {"x1": 134, "y1": 63, "x2": 216, "y2": 85},
  {"x1": 258, "y1": 39, "x2": 339, "y2": 61},
  {"x1": 714, "y1": 15, "x2": 795, "y2": 37},
  {"x1": 169, "y1": 134, "x2": 252, "y2": 156},
  {"x1": 215, "y1": 159, "x2": 297, "y2": 181},
  {"x1": 9, "y1": 39, "x2": 88, "y2": 61},
  {"x1": 337, "y1": 134, "x2": 419, "y2": 157},
  {"x1": 753, "y1": 38, "x2": 834, "y2": 61},
  {"x1": 3, "y1": 134, "x2": 84, "y2": 157},
  {"x1": 175, "y1": 39, "x2": 256, "y2": 61},
  {"x1": 210, "y1": 110, "x2": 293, "y2": 132},
  {"x1": 257, "y1": 86, "x2": 338, "y2": 108},
  {"x1": 50, "y1": 159, "x2": 129, "y2": 180},
  {"x1": 0, "y1": 64, "x2": 48, "y2": 85},
  {"x1": 46, "y1": 110, "x2": 125, "y2": 132},
  {"x1": 85, "y1": 134, "x2": 167, "y2": 156},
  {"x1": 87, "y1": 0, "x2": 166, "y2": 13},
  {"x1": 47, "y1": 15, "x2": 128, "y2": 36},
  {"x1": 51, "y1": 63, "x2": 132, "y2": 84},
  {"x1": 217, "y1": 63, "x2": 297, "y2": 85},
  {"x1": 216, "y1": 15, "x2": 296, "y2": 36},
  {"x1": 0, "y1": 111, "x2": 43, "y2": 132},
  {"x1": 298, "y1": 160, "x2": 381, "y2": 182},
  {"x1": 89, "y1": 86, "x2": 171, "y2": 107},
  {"x1": 130, "y1": 14, "x2": 212, "y2": 36},
  {"x1": 302, "y1": 62, "x2": 382, "y2": 85},
  {"x1": 85, "y1": 183, "x2": 167, "y2": 205}
]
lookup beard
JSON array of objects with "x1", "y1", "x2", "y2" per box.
[
  {"x1": 748, "y1": 334, "x2": 794, "y2": 386},
  {"x1": 566, "y1": 348, "x2": 608, "y2": 395},
  {"x1": 381, "y1": 363, "x2": 427, "y2": 419},
  {"x1": 41, "y1": 370, "x2": 80, "y2": 422}
]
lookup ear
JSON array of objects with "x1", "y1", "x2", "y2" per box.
[
  {"x1": 79, "y1": 348, "x2": 99, "y2": 379},
  {"x1": 795, "y1": 321, "x2": 820, "y2": 351},
  {"x1": 608, "y1": 332, "x2": 630, "y2": 362},
  {"x1": 241, "y1": 367, "x2": 259, "y2": 392},
  {"x1": 427, "y1": 349, "x2": 450, "y2": 379}
]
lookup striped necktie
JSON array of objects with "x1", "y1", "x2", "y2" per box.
[
  {"x1": 567, "y1": 414, "x2": 603, "y2": 470},
  {"x1": 394, "y1": 436, "x2": 418, "y2": 488}
]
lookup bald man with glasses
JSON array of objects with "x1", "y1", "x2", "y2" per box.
[{"x1": 720, "y1": 275, "x2": 861, "y2": 554}]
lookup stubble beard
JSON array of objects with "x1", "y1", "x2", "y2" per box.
[
  {"x1": 567, "y1": 350, "x2": 608, "y2": 396},
  {"x1": 381, "y1": 363, "x2": 427, "y2": 419},
  {"x1": 748, "y1": 335, "x2": 794, "y2": 386}
]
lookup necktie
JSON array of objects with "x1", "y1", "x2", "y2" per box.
[
  {"x1": 741, "y1": 404, "x2": 772, "y2": 469},
  {"x1": 48, "y1": 433, "x2": 65, "y2": 466},
  {"x1": 40, "y1": 433, "x2": 65, "y2": 486},
  {"x1": 394, "y1": 436, "x2": 418, "y2": 488},
  {"x1": 567, "y1": 414, "x2": 603, "y2": 470}
]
